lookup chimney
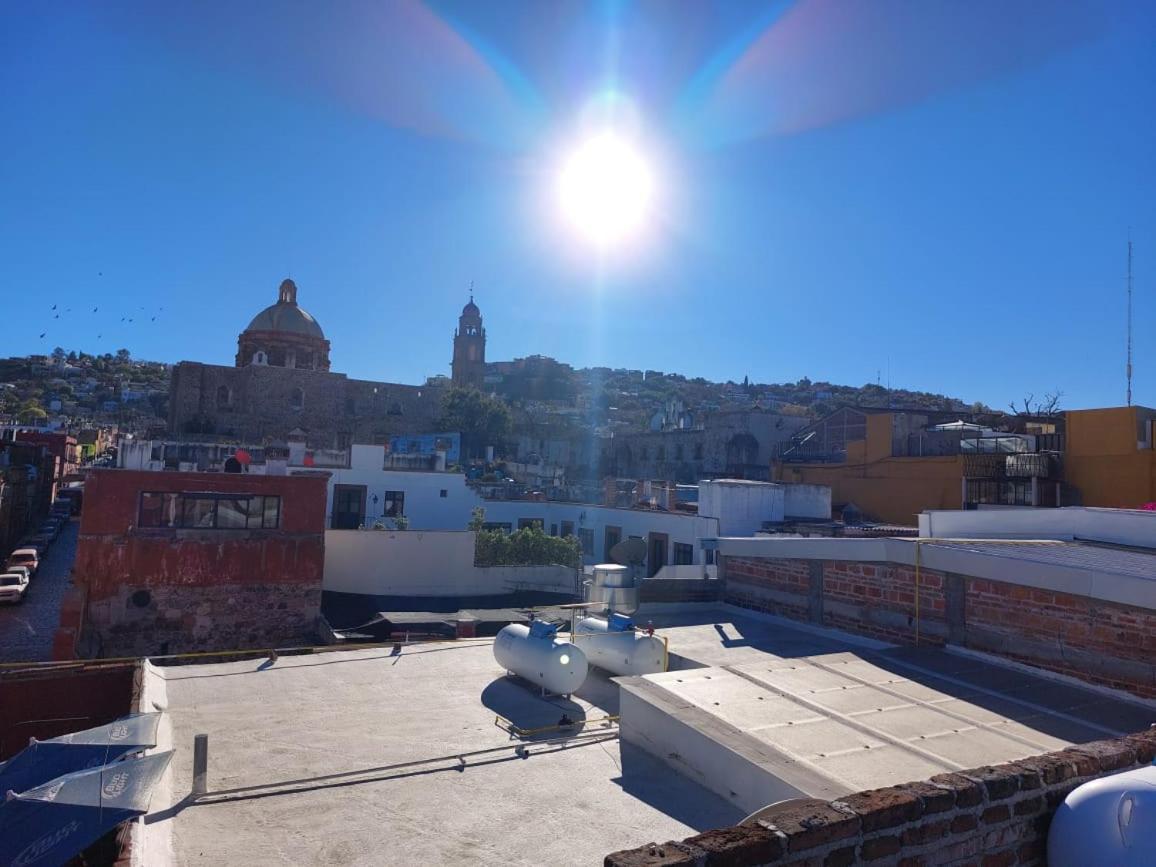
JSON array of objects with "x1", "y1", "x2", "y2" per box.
[{"x1": 603, "y1": 476, "x2": 617, "y2": 506}]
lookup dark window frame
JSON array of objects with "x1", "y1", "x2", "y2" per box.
[
  {"x1": 138, "y1": 491, "x2": 281, "y2": 530},
  {"x1": 382, "y1": 490, "x2": 405, "y2": 518},
  {"x1": 673, "y1": 542, "x2": 694, "y2": 566}
]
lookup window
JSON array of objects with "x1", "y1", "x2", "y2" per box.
[
  {"x1": 216, "y1": 385, "x2": 231, "y2": 409},
  {"x1": 560, "y1": 520, "x2": 574, "y2": 537},
  {"x1": 579, "y1": 528, "x2": 594, "y2": 556},
  {"x1": 604, "y1": 526, "x2": 621, "y2": 559},
  {"x1": 673, "y1": 542, "x2": 694, "y2": 566},
  {"x1": 705, "y1": 548, "x2": 716, "y2": 566},
  {"x1": 518, "y1": 518, "x2": 543, "y2": 530},
  {"x1": 382, "y1": 490, "x2": 405, "y2": 518},
  {"x1": 439, "y1": 489, "x2": 448, "y2": 498},
  {"x1": 483, "y1": 522, "x2": 512, "y2": 533},
  {"x1": 694, "y1": 443, "x2": 704, "y2": 460},
  {"x1": 675, "y1": 444, "x2": 684, "y2": 460},
  {"x1": 345, "y1": 398, "x2": 356, "y2": 415},
  {"x1": 656, "y1": 446, "x2": 666, "y2": 461},
  {"x1": 549, "y1": 524, "x2": 558, "y2": 536},
  {"x1": 139, "y1": 492, "x2": 281, "y2": 529},
  {"x1": 290, "y1": 387, "x2": 304, "y2": 410}
]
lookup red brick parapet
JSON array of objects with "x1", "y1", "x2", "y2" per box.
[{"x1": 606, "y1": 728, "x2": 1156, "y2": 866}]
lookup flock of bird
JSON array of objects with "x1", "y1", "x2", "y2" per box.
[{"x1": 37, "y1": 274, "x2": 165, "y2": 342}]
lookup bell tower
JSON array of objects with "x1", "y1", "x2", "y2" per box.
[{"x1": 451, "y1": 294, "x2": 486, "y2": 388}]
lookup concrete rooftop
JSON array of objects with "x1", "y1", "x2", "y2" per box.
[{"x1": 146, "y1": 607, "x2": 1155, "y2": 865}]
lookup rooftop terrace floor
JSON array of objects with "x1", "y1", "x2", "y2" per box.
[{"x1": 149, "y1": 606, "x2": 1155, "y2": 865}]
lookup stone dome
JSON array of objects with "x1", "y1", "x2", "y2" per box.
[{"x1": 244, "y1": 279, "x2": 325, "y2": 339}]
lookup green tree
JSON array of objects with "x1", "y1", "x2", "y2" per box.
[
  {"x1": 437, "y1": 386, "x2": 511, "y2": 460},
  {"x1": 18, "y1": 399, "x2": 47, "y2": 423},
  {"x1": 468, "y1": 506, "x2": 486, "y2": 532},
  {"x1": 474, "y1": 525, "x2": 580, "y2": 569},
  {"x1": 115, "y1": 348, "x2": 131, "y2": 362}
]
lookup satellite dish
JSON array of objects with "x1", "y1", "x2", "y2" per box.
[{"x1": 609, "y1": 538, "x2": 647, "y2": 567}]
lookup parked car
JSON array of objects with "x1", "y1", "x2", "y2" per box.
[
  {"x1": 0, "y1": 573, "x2": 29, "y2": 604},
  {"x1": 5, "y1": 565, "x2": 31, "y2": 583},
  {"x1": 39, "y1": 521, "x2": 62, "y2": 540},
  {"x1": 6, "y1": 548, "x2": 40, "y2": 576},
  {"x1": 29, "y1": 533, "x2": 54, "y2": 552},
  {"x1": 17, "y1": 538, "x2": 48, "y2": 558}
]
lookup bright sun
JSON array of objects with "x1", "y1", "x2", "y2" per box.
[{"x1": 557, "y1": 133, "x2": 654, "y2": 246}]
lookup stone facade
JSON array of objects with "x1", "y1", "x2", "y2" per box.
[
  {"x1": 168, "y1": 277, "x2": 444, "y2": 449},
  {"x1": 451, "y1": 297, "x2": 486, "y2": 388},
  {"x1": 609, "y1": 411, "x2": 808, "y2": 483},
  {"x1": 168, "y1": 361, "x2": 442, "y2": 449}
]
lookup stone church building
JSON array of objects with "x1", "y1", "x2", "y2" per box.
[{"x1": 168, "y1": 279, "x2": 444, "y2": 449}]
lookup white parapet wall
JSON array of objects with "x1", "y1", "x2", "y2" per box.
[
  {"x1": 323, "y1": 529, "x2": 576, "y2": 597},
  {"x1": 920, "y1": 506, "x2": 1156, "y2": 548}
]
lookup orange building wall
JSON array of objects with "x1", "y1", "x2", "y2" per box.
[{"x1": 1064, "y1": 407, "x2": 1156, "y2": 508}]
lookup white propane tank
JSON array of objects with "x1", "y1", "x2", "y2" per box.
[
  {"x1": 574, "y1": 614, "x2": 666, "y2": 676},
  {"x1": 493, "y1": 621, "x2": 588, "y2": 695},
  {"x1": 1047, "y1": 764, "x2": 1156, "y2": 866}
]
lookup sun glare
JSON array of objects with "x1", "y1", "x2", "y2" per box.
[{"x1": 557, "y1": 133, "x2": 654, "y2": 247}]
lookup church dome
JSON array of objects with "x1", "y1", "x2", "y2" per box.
[
  {"x1": 462, "y1": 299, "x2": 480, "y2": 317},
  {"x1": 244, "y1": 279, "x2": 325, "y2": 338}
]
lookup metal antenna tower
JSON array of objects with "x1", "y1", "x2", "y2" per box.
[{"x1": 1127, "y1": 238, "x2": 1133, "y2": 407}]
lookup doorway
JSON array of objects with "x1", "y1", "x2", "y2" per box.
[
  {"x1": 647, "y1": 532, "x2": 669, "y2": 578},
  {"x1": 332, "y1": 484, "x2": 367, "y2": 529}
]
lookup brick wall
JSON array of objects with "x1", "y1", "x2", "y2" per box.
[
  {"x1": 75, "y1": 470, "x2": 328, "y2": 657},
  {"x1": 606, "y1": 728, "x2": 1156, "y2": 867},
  {"x1": 641, "y1": 578, "x2": 724, "y2": 605},
  {"x1": 965, "y1": 578, "x2": 1156, "y2": 696},
  {"x1": 823, "y1": 562, "x2": 948, "y2": 646},
  {"x1": 723, "y1": 555, "x2": 1156, "y2": 698},
  {"x1": 726, "y1": 558, "x2": 813, "y2": 622}
]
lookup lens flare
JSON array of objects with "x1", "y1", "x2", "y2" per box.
[{"x1": 557, "y1": 133, "x2": 654, "y2": 246}]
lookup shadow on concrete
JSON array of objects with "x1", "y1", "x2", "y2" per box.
[
  {"x1": 161, "y1": 642, "x2": 488, "y2": 680},
  {"x1": 146, "y1": 736, "x2": 617, "y2": 818},
  {"x1": 615, "y1": 742, "x2": 744, "y2": 832},
  {"x1": 480, "y1": 676, "x2": 587, "y2": 737}
]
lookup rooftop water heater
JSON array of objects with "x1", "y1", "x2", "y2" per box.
[
  {"x1": 1048, "y1": 764, "x2": 1156, "y2": 866},
  {"x1": 493, "y1": 620, "x2": 588, "y2": 697}
]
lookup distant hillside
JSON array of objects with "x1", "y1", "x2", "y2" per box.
[{"x1": 0, "y1": 348, "x2": 169, "y2": 429}]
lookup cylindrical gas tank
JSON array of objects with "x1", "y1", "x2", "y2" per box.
[
  {"x1": 574, "y1": 615, "x2": 665, "y2": 676},
  {"x1": 493, "y1": 622, "x2": 588, "y2": 695},
  {"x1": 1048, "y1": 765, "x2": 1156, "y2": 866},
  {"x1": 587, "y1": 564, "x2": 639, "y2": 615}
]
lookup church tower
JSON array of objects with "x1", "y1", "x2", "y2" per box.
[{"x1": 451, "y1": 295, "x2": 486, "y2": 388}]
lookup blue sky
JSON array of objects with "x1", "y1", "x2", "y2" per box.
[{"x1": 2, "y1": 1, "x2": 1155, "y2": 409}]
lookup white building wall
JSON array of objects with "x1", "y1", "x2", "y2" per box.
[
  {"x1": 323, "y1": 530, "x2": 576, "y2": 597},
  {"x1": 323, "y1": 445, "x2": 476, "y2": 530},
  {"x1": 920, "y1": 506, "x2": 1156, "y2": 548},
  {"x1": 698, "y1": 480, "x2": 785, "y2": 536},
  {"x1": 476, "y1": 500, "x2": 719, "y2": 566},
  {"x1": 783, "y1": 484, "x2": 832, "y2": 520}
]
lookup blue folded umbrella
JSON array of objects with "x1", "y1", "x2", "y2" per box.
[
  {"x1": 0, "y1": 713, "x2": 161, "y2": 798},
  {"x1": 0, "y1": 750, "x2": 172, "y2": 867}
]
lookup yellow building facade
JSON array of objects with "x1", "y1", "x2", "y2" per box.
[{"x1": 773, "y1": 406, "x2": 1156, "y2": 526}]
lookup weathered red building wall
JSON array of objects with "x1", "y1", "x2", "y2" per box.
[
  {"x1": 76, "y1": 469, "x2": 329, "y2": 657},
  {"x1": 0, "y1": 666, "x2": 136, "y2": 760}
]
